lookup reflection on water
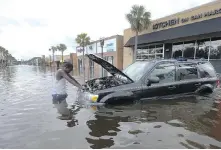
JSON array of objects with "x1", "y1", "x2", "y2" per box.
[
  {"x1": 1, "y1": 65, "x2": 221, "y2": 148},
  {"x1": 86, "y1": 97, "x2": 221, "y2": 149}
]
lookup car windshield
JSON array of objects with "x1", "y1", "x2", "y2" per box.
[{"x1": 122, "y1": 61, "x2": 152, "y2": 81}]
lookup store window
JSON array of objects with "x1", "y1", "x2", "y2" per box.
[
  {"x1": 78, "y1": 59, "x2": 83, "y2": 75},
  {"x1": 136, "y1": 44, "x2": 163, "y2": 60},
  {"x1": 155, "y1": 44, "x2": 163, "y2": 53},
  {"x1": 210, "y1": 37, "x2": 221, "y2": 59},
  {"x1": 195, "y1": 38, "x2": 210, "y2": 59},
  {"x1": 103, "y1": 56, "x2": 114, "y2": 76},
  {"x1": 155, "y1": 44, "x2": 163, "y2": 59},
  {"x1": 136, "y1": 50, "x2": 142, "y2": 60},
  {"x1": 172, "y1": 42, "x2": 183, "y2": 58},
  {"x1": 89, "y1": 60, "x2": 94, "y2": 79},
  {"x1": 183, "y1": 41, "x2": 195, "y2": 59}
]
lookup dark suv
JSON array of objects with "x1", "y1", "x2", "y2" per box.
[{"x1": 77, "y1": 54, "x2": 219, "y2": 104}]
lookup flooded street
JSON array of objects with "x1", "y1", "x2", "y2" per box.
[{"x1": 1, "y1": 65, "x2": 221, "y2": 148}]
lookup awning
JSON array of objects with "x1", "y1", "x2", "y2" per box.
[{"x1": 124, "y1": 17, "x2": 221, "y2": 47}]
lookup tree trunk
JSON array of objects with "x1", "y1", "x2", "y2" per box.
[
  {"x1": 61, "y1": 51, "x2": 63, "y2": 63},
  {"x1": 101, "y1": 45, "x2": 104, "y2": 77},
  {"x1": 88, "y1": 62, "x2": 90, "y2": 81},
  {"x1": 83, "y1": 46, "x2": 85, "y2": 84},
  {"x1": 5, "y1": 56, "x2": 7, "y2": 66},
  {"x1": 52, "y1": 51, "x2": 54, "y2": 67},
  {"x1": 134, "y1": 32, "x2": 138, "y2": 63}
]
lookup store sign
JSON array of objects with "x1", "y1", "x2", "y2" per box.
[
  {"x1": 76, "y1": 46, "x2": 84, "y2": 53},
  {"x1": 153, "y1": 8, "x2": 221, "y2": 30},
  {"x1": 106, "y1": 43, "x2": 114, "y2": 52}
]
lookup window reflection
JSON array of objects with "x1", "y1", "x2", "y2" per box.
[
  {"x1": 210, "y1": 37, "x2": 221, "y2": 59},
  {"x1": 156, "y1": 44, "x2": 163, "y2": 53},
  {"x1": 137, "y1": 37, "x2": 221, "y2": 60},
  {"x1": 150, "y1": 62, "x2": 175, "y2": 84},
  {"x1": 136, "y1": 44, "x2": 163, "y2": 60},
  {"x1": 183, "y1": 41, "x2": 195, "y2": 59},
  {"x1": 195, "y1": 39, "x2": 210, "y2": 59},
  {"x1": 177, "y1": 63, "x2": 198, "y2": 80},
  {"x1": 172, "y1": 42, "x2": 183, "y2": 58},
  {"x1": 103, "y1": 56, "x2": 113, "y2": 76}
]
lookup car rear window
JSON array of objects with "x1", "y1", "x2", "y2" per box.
[{"x1": 197, "y1": 62, "x2": 217, "y2": 78}]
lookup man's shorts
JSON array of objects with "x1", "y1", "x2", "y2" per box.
[
  {"x1": 52, "y1": 94, "x2": 70, "y2": 116},
  {"x1": 52, "y1": 94, "x2": 68, "y2": 104}
]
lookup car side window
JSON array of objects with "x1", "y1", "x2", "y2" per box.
[
  {"x1": 177, "y1": 63, "x2": 198, "y2": 81},
  {"x1": 149, "y1": 62, "x2": 176, "y2": 84}
]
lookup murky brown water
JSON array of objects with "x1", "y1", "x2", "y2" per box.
[{"x1": 1, "y1": 65, "x2": 221, "y2": 148}]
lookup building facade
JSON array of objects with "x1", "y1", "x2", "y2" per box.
[
  {"x1": 45, "y1": 53, "x2": 78, "y2": 74},
  {"x1": 77, "y1": 35, "x2": 124, "y2": 80},
  {"x1": 123, "y1": 0, "x2": 221, "y2": 73}
]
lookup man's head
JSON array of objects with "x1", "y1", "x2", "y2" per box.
[{"x1": 63, "y1": 62, "x2": 73, "y2": 73}]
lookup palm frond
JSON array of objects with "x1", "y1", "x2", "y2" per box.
[
  {"x1": 51, "y1": 46, "x2": 57, "y2": 53},
  {"x1": 126, "y1": 14, "x2": 137, "y2": 31},
  {"x1": 126, "y1": 5, "x2": 151, "y2": 33},
  {"x1": 57, "y1": 44, "x2": 67, "y2": 52},
  {"x1": 75, "y1": 33, "x2": 91, "y2": 47}
]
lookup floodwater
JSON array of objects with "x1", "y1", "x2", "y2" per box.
[{"x1": 1, "y1": 65, "x2": 221, "y2": 149}]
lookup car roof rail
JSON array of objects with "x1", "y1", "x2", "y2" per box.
[{"x1": 174, "y1": 57, "x2": 208, "y2": 62}]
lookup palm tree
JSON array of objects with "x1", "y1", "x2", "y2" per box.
[
  {"x1": 4, "y1": 50, "x2": 8, "y2": 66},
  {"x1": 126, "y1": 5, "x2": 151, "y2": 62},
  {"x1": 49, "y1": 46, "x2": 57, "y2": 66},
  {"x1": 57, "y1": 44, "x2": 67, "y2": 63},
  {"x1": 0, "y1": 46, "x2": 3, "y2": 65},
  {"x1": 75, "y1": 33, "x2": 90, "y2": 83},
  {"x1": 7, "y1": 54, "x2": 12, "y2": 65},
  {"x1": 0, "y1": 46, "x2": 4, "y2": 67},
  {"x1": 2, "y1": 48, "x2": 6, "y2": 66}
]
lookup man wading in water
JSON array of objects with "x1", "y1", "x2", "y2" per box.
[{"x1": 52, "y1": 62, "x2": 82, "y2": 119}]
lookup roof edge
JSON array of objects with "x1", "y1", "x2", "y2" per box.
[
  {"x1": 124, "y1": 16, "x2": 221, "y2": 47},
  {"x1": 90, "y1": 34, "x2": 123, "y2": 45}
]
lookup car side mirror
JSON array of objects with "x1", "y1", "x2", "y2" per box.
[{"x1": 147, "y1": 76, "x2": 160, "y2": 86}]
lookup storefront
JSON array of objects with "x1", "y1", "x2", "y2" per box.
[
  {"x1": 135, "y1": 37, "x2": 221, "y2": 61},
  {"x1": 89, "y1": 59, "x2": 94, "y2": 78},
  {"x1": 103, "y1": 56, "x2": 114, "y2": 76},
  {"x1": 123, "y1": 0, "x2": 221, "y2": 73},
  {"x1": 76, "y1": 35, "x2": 124, "y2": 79}
]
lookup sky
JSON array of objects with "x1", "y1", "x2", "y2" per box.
[{"x1": 0, "y1": 0, "x2": 214, "y2": 60}]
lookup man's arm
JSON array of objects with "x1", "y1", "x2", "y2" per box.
[{"x1": 60, "y1": 71, "x2": 82, "y2": 89}]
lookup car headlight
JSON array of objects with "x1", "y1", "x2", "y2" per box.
[
  {"x1": 89, "y1": 94, "x2": 99, "y2": 102},
  {"x1": 90, "y1": 105, "x2": 98, "y2": 111}
]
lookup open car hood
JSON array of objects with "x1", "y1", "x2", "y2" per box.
[{"x1": 85, "y1": 54, "x2": 133, "y2": 82}]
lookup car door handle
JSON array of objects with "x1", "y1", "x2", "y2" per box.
[
  {"x1": 195, "y1": 83, "x2": 201, "y2": 87},
  {"x1": 168, "y1": 85, "x2": 176, "y2": 90}
]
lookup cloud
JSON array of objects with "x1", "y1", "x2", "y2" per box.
[
  {"x1": 0, "y1": 16, "x2": 20, "y2": 27},
  {"x1": 23, "y1": 18, "x2": 47, "y2": 27},
  {"x1": 0, "y1": 0, "x2": 213, "y2": 60}
]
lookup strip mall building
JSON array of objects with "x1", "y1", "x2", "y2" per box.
[
  {"x1": 123, "y1": 0, "x2": 221, "y2": 73},
  {"x1": 48, "y1": 0, "x2": 221, "y2": 79},
  {"x1": 76, "y1": 35, "x2": 123, "y2": 79}
]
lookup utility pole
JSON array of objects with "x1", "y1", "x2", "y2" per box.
[
  {"x1": 82, "y1": 44, "x2": 85, "y2": 83},
  {"x1": 100, "y1": 38, "x2": 104, "y2": 77}
]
